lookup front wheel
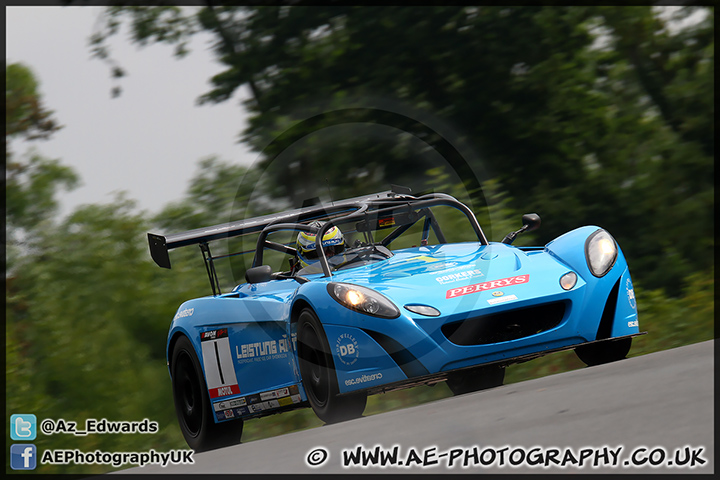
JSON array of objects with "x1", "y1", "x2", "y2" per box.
[
  {"x1": 171, "y1": 336, "x2": 244, "y2": 451},
  {"x1": 446, "y1": 364, "x2": 505, "y2": 396},
  {"x1": 297, "y1": 308, "x2": 367, "y2": 423},
  {"x1": 575, "y1": 338, "x2": 632, "y2": 367}
]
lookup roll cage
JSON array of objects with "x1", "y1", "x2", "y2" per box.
[{"x1": 148, "y1": 187, "x2": 488, "y2": 295}]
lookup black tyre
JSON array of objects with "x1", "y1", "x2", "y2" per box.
[
  {"x1": 297, "y1": 308, "x2": 367, "y2": 423},
  {"x1": 575, "y1": 338, "x2": 632, "y2": 367},
  {"x1": 446, "y1": 364, "x2": 505, "y2": 396},
  {"x1": 171, "y1": 336, "x2": 244, "y2": 452}
]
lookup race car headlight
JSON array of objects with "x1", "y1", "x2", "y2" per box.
[
  {"x1": 585, "y1": 229, "x2": 617, "y2": 277},
  {"x1": 328, "y1": 283, "x2": 400, "y2": 319}
]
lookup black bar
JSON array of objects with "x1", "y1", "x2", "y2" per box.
[{"x1": 214, "y1": 342, "x2": 225, "y2": 384}]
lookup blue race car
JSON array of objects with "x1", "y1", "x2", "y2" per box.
[{"x1": 147, "y1": 188, "x2": 644, "y2": 451}]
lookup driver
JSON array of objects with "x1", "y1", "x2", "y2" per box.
[{"x1": 294, "y1": 221, "x2": 346, "y2": 272}]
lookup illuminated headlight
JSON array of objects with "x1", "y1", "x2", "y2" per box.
[
  {"x1": 328, "y1": 283, "x2": 400, "y2": 319},
  {"x1": 560, "y1": 272, "x2": 577, "y2": 290},
  {"x1": 585, "y1": 229, "x2": 617, "y2": 277}
]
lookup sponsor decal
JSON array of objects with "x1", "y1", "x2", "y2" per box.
[
  {"x1": 201, "y1": 332, "x2": 240, "y2": 400},
  {"x1": 378, "y1": 217, "x2": 396, "y2": 227},
  {"x1": 220, "y1": 384, "x2": 302, "y2": 418},
  {"x1": 208, "y1": 384, "x2": 241, "y2": 399},
  {"x1": 344, "y1": 372, "x2": 383, "y2": 387},
  {"x1": 424, "y1": 262, "x2": 459, "y2": 273},
  {"x1": 401, "y1": 255, "x2": 440, "y2": 264},
  {"x1": 492, "y1": 291, "x2": 504, "y2": 297},
  {"x1": 213, "y1": 398, "x2": 247, "y2": 412},
  {"x1": 236, "y1": 340, "x2": 277, "y2": 358},
  {"x1": 487, "y1": 294, "x2": 518, "y2": 305},
  {"x1": 626, "y1": 278, "x2": 636, "y2": 309},
  {"x1": 335, "y1": 333, "x2": 360, "y2": 366},
  {"x1": 235, "y1": 336, "x2": 292, "y2": 364},
  {"x1": 173, "y1": 308, "x2": 194, "y2": 320},
  {"x1": 200, "y1": 328, "x2": 228, "y2": 341},
  {"x1": 260, "y1": 391, "x2": 278, "y2": 401},
  {"x1": 628, "y1": 320, "x2": 639, "y2": 328},
  {"x1": 446, "y1": 275, "x2": 530, "y2": 299},
  {"x1": 435, "y1": 269, "x2": 484, "y2": 285}
]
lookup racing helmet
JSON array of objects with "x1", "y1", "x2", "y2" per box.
[{"x1": 296, "y1": 221, "x2": 345, "y2": 268}]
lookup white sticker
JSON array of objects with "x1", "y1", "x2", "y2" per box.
[
  {"x1": 200, "y1": 335, "x2": 240, "y2": 399},
  {"x1": 335, "y1": 333, "x2": 359, "y2": 366},
  {"x1": 487, "y1": 294, "x2": 518, "y2": 305},
  {"x1": 260, "y1": 390, "x2": 278, "y2": 401}
]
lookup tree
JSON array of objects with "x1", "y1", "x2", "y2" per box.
[
  {"x1": 6, "y1": 62, "x2": 62, "y2": 158},
  {"x1": 88, "y1": 5, "x2": 713, "y2": 292},
  {"x1": 5, "y1": 63, "x2": 79, "y2": 272}
]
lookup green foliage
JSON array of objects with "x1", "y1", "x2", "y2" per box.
[
  {"x1": 5, "y1": 63, "x2": 77, "y2": 272},
  {"x1": 5, "y1": 63, "x2": 62, "y2": 157},
  {"x1": 5, "y1": 6, "x2": 714, "y2": 474},
  {"x1": 90, "y1": 5, "x2": 713, "y2": 291},
  {"x1": 6, "y1": 196, "x2": 189, "y2": 474},
  {"x1": 5, "y1": 151, "x2": 79, "y2": 231}
]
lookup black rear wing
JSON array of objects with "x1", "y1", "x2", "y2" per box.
[
  {"x1": 148, "y1": 187, "x2": 487, "y2": 295},
  {"x1": 147, "y1": 190, "x2": 402, "y2": 269}
]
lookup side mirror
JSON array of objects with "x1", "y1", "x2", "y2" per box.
[
  {"x1": 521, "y1": 213, "x2": 541, "y2": 232},
  {"x1": 501, "y1": 213, "x2": 541, "y2": 245},
  {"x1": 245, "y1": 265, "x2": 273, "y2": 284}
]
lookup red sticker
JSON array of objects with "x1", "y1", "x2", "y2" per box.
[
  {"x1": 446, "y1": 275, "x2": 529, "y2": 299},
  {"x1": 209, "y1": 384, "x2": 241, "y2": 398}
]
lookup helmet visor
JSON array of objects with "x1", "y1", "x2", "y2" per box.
[{"x1": 303, "y1": 243, "x2": 345, "y2": 260}]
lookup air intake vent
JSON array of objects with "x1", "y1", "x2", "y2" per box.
[{"x1": 441, "y1": 301, "x2": 567, "y2": 346}]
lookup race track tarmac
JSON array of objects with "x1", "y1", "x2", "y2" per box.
[{"x1": 124, "y1": 340, "x2": 714, "y2": 474}]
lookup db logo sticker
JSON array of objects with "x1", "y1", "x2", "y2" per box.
[
  {"x1": 626, "y1": 278, "x2": 636, "y2": 309},
  {"x1": 336, "y1": 333, "x2": 359, "y2": 366}
]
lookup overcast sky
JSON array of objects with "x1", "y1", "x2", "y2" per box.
[{"x1": 6, "y1": 6, "x2": 256, "y2": 218}]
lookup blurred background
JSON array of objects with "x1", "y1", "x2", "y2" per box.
[{"x1": 5, "y1": 4, "x2": 714, "y2": 474}]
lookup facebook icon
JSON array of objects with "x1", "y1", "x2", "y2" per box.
[{"x1": 11, "y1": 444, "x2": 37, "y2": 470}]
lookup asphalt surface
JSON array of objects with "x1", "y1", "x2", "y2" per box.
[{"x1": 126, "y1": 340, "x2": 714, "y2": 474}]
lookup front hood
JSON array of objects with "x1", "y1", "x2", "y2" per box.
[{"x1": 329, "y1": 242, "x2": 577, "y2": 316}]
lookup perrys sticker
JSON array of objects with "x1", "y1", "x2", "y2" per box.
[{"x1": 446, "y1": 275, "x2": 529, "y2": 299}]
